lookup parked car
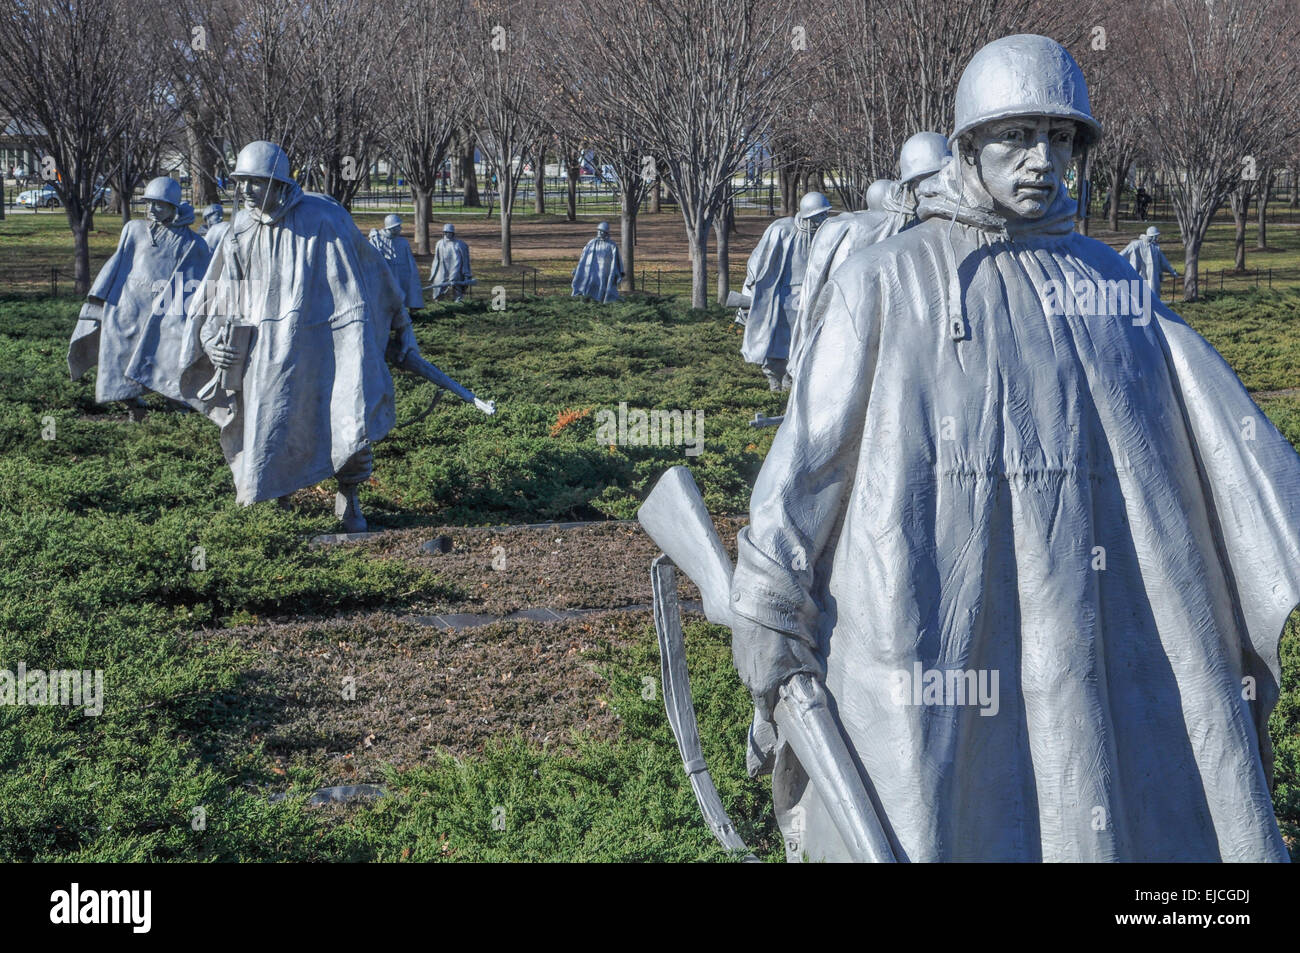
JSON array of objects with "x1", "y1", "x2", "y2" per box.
[{"x1": 16, "y1": 183, "x2": 112, "y2": 210}]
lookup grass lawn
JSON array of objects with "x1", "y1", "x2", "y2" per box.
[{"x1": 0, "y1": 217, "x2": 1298, "y2": 861}]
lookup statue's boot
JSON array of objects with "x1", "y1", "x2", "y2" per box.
[
  {"x1": 334, "y1": 445, "x2": 375, "y2": 534},
  {"x1": 335, "y1": 482, "x2": 366, "y2": 533},
  {"x1": 128, "y1": 396, "x2": 148, "y2": 422}
]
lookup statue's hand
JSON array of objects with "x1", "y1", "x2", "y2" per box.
[
  {"x1": 474, "y1": 397, "x2": 496, "y2": 416},
  {"x1": 393, "y1": 322, "x2": 419, "y2": 363},
  {"x1": 730, "y1": 614, "x2": 823, "y2": 776},
  {"x1": 206, "y1": 339, "x2": 242, "y2": 370}
]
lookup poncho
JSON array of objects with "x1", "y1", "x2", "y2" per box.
[
  {"x1": 571, "y1": 236, "x2": 623, "y2": 303},
  {"x1": 739, "y1": 217, "x2": 811, "y2": 365},
  {"x1": 369, "y1": 228, "x2": 424, "y2": 310},
  {"x1": 1121, "y1": 236, "x2": 1178, "y2": 297},
  {"x1": 428, "y1": 237, "x2": 472, "y2": 294},
  {"x1": 731, "y1": 160, "x2": 1300, "y2": 862},
  {"x1": 69, "y1": 206, "x2": 211, "y2": 403},
  {"x1": 788, "y1": 180, "x2": 926, "y2": 376},
  {"x1": 178, "y1": 183, "x2": 405, "y2": 504},
  {"x1": 203, "y1": 220, "x2": 230, "y2": 252}
]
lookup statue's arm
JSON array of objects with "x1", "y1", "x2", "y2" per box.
[{"x1": 731, "y1": 275, "x2": 881, "y2": 705}]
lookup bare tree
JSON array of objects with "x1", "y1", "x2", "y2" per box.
[
  {"x1": 0, "y1": 0, "x2": 140, "y2": 293},
  {"x1": 546, "y1": 20, "x2": 655, "y2": 291},
  {"x1": 599, "y1": 0, "x2": 802, "y2": 309},
  {"x1": 378, "y1": 0, "x2": 468, "y2": 253},
  {"x1": 1137, "y1": 0, "x2": 1300, "y2": 301},
  {"x1": 295, "y1": 0, "x2": 388, "y2": 205},
  {"x1": 458, "y1": 0, "x2": 544, "y2": 266}
]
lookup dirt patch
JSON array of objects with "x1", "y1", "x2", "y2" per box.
[
  {"x1": 362, "y1": 516, "x2": 747, "y2": 616},
  {"x1": 193, "y1": 609, "x2": 654, "y2": 786}
]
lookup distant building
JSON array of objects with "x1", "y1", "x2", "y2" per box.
[{"x1": 0, "y1": 114, "x2": 38, "y2": 177}]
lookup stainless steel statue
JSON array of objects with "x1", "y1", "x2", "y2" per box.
[
  {"x1": 178, "y1": 142, "x2": 495, "y2": 533},
  {"x1": 788, "y1": 132, "x2": 950, "y2": 377},
  {"x1": 427, "y1": 223, "x2": 474, "y2": 301},
  {"x1": 644, "y1": 34, "x2": 1299, "y2": 862},
  {"x1": 571, "y1": 221, "x2": 624, "y2": 302},
  {"x1": 864, "y1": 178, "x2": 895, "y2": 211},
  {"x1": 201, "y1": 203, "x2": 229, "y2": 251},
  {"x1": 740, "y1": 191, "x2": 831, "y2": 391},
  {"x1": 369, "y1": 213, "x2": 424, "y2": 311},
  {"x1": 69, "y1": 176, "x2": 212, "y2": 408},
  {"x1": 1122, "y1": 225, "x2": 1178, "y2": 297}
]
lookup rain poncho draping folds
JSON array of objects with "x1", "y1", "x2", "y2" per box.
[
  {"x1": 178, "y1": 185, "x2": 405, "y2": 504},
  {"x1": 739, "y1": 217, "x2": 812, "y2": 365},
  {"x1": 69, "y1": 210, "x2": 211, "y2": 403},
  {"x1": 570, "y1": 236, "x2": 623, "y2": 302},
  {"x1": 788, "y1": 179, "x2": 932, "y2": 376},
  {"x1": 203, "y1": 220, "x2": 230, "y2": 252},
  {"x1": 731, "y1": 159, "x2": 1300, "y2": 862},
  {"x1": 1121, "y1": 236, "x2": 1178, "y2": 296},
  {"x1": 369, "y1": 229, "x2": 424, "y2": 310},
  {"x1": 428, "y1": 237, "x2": 472, "y2": 293}
]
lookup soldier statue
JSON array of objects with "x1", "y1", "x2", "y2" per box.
[
  {"x1": 180, "y1": 142, "x2": 494, "y2": 533},
  {"x1": 571, "y1": 221, "x2": 624, "y2": 303},
  {"x1": 69, "y1": 176, "x2": 211, "y2": 414},
  {"x1": 740, "y1": 192, "x2": 831, "y2": 391}
]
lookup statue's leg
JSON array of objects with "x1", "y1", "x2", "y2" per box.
[
  {"x1": 334, "y1": 446, "x2": 374, "y2": 533},
  {"x1": 761, "y1": 358, "x2": 787, "y2": 392}
]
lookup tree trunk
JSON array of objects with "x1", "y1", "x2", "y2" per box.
[
  {"x1": 533, "y1": 144, "x2": 545, "y2": 215},
  {"x1": 1256, "y1": 170, "x2": 1271, "y2": 250},
  {"x1": 499, "y1": 166, "x2": 513, "y2": 266},
  {"x1": 650, "y1": 178, "x2": 661, "y2": 213},
  {"x1": 1290, "y1": 167, "x2": 1298, "y2": 208},
  {"x1": 186, "y1": 110, "x2": 220, "y2": 207},
  {"x1": 451, "y1": 133, "x2": 465, "y2": 189},
  {"x1": 1108, "y1": 158, "x2": 1127, "y2": 232},
  {"x1": 412, "y1": 184, "x2": 432, "y2": 255},
  {"x1": 688, "y1": 220, "x2": 708, "y2": 310},
  {"x1": 715, "y1": 199, "x2": 733, "y2": 304},
  {"x1": 461, "y1": 144, "x2": 480, "y2": 207},
  {"x1": 1183, "y1": 237, "x2": 1201, "y2": 303},
  {"x1": 69, "y1": 207, "x2": 91, "y2": 295},
  {"x1": 566, "y1": 157, "x2": 579, "y2": 222},
  {"x1": 620, "y1": 186, "x2": 636, "y2": 292},
  {"x1": 1230, "y1": 187, "x2": 1249, "y2": 271}
]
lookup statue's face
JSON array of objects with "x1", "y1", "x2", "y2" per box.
[
  {"x1": 806, "y1": 210, "x2": 828, "y2": 233},
  {"x1": 147, "y1": 200, "x2": 175, "y2": 224},
  {"x1": 387, "y1": 223, "x2": 402, "y2": 237},
  {"x1": 240, "y1": 176, "x2": 280, "y2": 213},
  {"x1": 967, "y1": 117, "x2": 1075, "y2": 220}
]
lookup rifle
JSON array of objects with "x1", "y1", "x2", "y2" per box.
[
  {"x1": 638, "y1": 466, "x2": 896, "y2": 862},
  {"x1": 392, "y1": 349, "x2": 496, "y2": 428},
  {"x1": 726, "y1": 290, "x2": 751, "y2": 327}
]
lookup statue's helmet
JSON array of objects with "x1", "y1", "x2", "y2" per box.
[
  {"x1": 898, "y1": 133, "x2": 950, "y2": 185},
  {"x1": 1145, "y1": 225, "x2": 1160, "y2": 239},
  {"x1": 203, "y1": 203, "x2": 224, "y2": 223},
  {"x1": 443, "y1": 223, "x2": 455, "y2": 234},
  {"x1": 143, "y1": 176, "x2": 181, "y2": 207},
  {"x1": 796, "y1": 191, "x2": 832, "y2": 220},
  {"x1": 231, "y1": 140, "x2": 295, "y2": 184},
  {"x1": 383, "y1": 213, "x2": 402, "y2": 231},
  {"x1": 865, "y1": 178, "x2": 895, "y2": 211},
  {"x1": 596, "y1": 221, "x2": 611, "y2": 235},
  {"x1": 950, "y1": 34, "x2": 1102, "y2": 150}
]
